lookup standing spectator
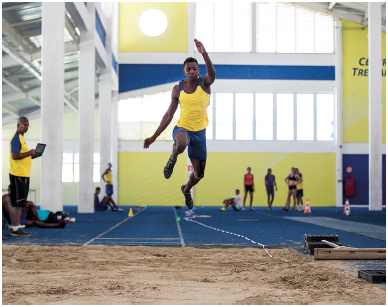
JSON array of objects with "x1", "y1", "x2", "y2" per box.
[
  {"x1": 220, "y1": 189, "x2": 242, "y2": 211},
  {"x1": 264, "y1": 168, "x2": 277, "y2": 210},
  {"x1": 8, "y1": 116, "x2": 35, "y2": 236},
  {"x1": 243, "y1": 167, "x2": 255, "y2": 211},
  {"x1": 282, "y1": 167, "x2": 302, "y2": 211},
  {"x1": 101, "y1": 163, "x2": 119, "y2": 210},
  {"x1": 295, "y1": 168, "x2": 304, "y2": 211}
]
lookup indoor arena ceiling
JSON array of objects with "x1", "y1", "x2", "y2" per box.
[{"x1": 2, "y1": 2, "x2": 386, "y2": 125}]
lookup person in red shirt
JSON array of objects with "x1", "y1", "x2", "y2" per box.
[{"x1": 243, "y1": 167, "x2": 255, "y2": 211}]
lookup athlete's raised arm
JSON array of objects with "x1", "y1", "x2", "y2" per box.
[{"x1": 194, "y1": 39, "x2": 216, "y2": 87}]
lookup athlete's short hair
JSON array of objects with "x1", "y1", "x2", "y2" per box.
[{"x1": 183, "y1": 57, "x2": 198, "y2": 69}]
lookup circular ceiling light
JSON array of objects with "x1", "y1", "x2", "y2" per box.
[{"x1": 139, "y1": 9, "x2": 168, "y2": 37}]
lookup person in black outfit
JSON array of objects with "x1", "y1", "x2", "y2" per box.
[{"x1": 282, "y1": 167, "x2": 301, "y2": 211}]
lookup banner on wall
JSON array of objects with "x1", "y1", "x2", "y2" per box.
[{"x1": 342, "y1": 20, "x2": 386, "y2": 143}]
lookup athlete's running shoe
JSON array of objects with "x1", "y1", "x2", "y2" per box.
[
  {"x1": 9, "y1": 228, "x2": 30, "y2": 237},
  {"x1": 164, "y1": 158, "x2": 176, "y2": 179},
  {"x1": 181, "y1": 185, "x2": 193, "y2": 210}
]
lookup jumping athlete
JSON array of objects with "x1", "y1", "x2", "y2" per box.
[{"x1": 143, "y1": 39, "x2": 216, "y2": 209}]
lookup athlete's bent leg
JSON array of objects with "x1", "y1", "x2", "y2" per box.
[
  {"x1": 165, "y1": 132, "x2": 188, "y2": 179},
  {"x1": 171, "y1": 132, "x2": 188, "y2": 161},
  {"x1": 183, "y1": 158, "x2": 206, "y2": 193}
]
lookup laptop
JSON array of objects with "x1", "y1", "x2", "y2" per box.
[{"x1": 31, "y1": 143, "x2": 46, "y2": 159}]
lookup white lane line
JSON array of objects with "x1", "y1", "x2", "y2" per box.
[
  {"x1": 184, "y1": 217, "x2": 290, "y2": 263},
  {"x1": 83, "y1": 207, "x2": 147, "y2": 246},
  {"x1": 173, "y1": 207, "x2": 185, "y2": 247}
]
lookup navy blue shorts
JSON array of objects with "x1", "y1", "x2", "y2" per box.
[
  {"x1": 173, "y1": 126, "x2": 207, "y2": 161},
  {"x1": 95, "y1": 200, "x2": 108, "y2": 212},
  {"x1": 106, "y1": 184, "x2": 113, "y2": 195}
]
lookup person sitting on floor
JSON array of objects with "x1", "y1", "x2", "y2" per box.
[
  {"x1": 220, "y1": 189, "x2": 243, "y2": 211},
  {"x1": 2, "y1": 187, "x2": 66, "y2": 230},
  {"x1": 94, "y1": 187, "x2": 122, "y2": 211}
]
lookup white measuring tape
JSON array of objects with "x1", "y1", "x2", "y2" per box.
[{"x1": 184, "y1": 217, "x2": 290, "y2": 263}]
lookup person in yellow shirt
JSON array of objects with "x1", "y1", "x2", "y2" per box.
[
  {"x1": 295, "y1": 168, "x2": 304, "y2": 211},
  {"x1": 101, "y1": 162, "x2": 121, "y2": 211},
  {"x1": 144, "y1": 39, "x2": 216, "y2": 210},
  {"x1": 9, "y1": 116, "x2": 35, "y2": 236}
]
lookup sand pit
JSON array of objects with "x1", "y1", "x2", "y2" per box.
[{"x1": 2, "y1": 245, "x2": 386, "y2": 305}]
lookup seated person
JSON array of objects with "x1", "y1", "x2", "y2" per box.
[
  {"x1": 94, "y1": 187, "x2": 121, "y2": 211},
  {"x1": 220, "y1": 189, "x2": 243, "y2": 211},
  {"x1": 2, "y1": 187, "x2": 66, "y2": 229}
]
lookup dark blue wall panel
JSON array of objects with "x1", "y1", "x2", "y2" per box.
[
  {"x1": 342, "y1": 154, "x2": 386, "y2": 205},
  {"x1": 95, "y1": 11, "x2": 106, "y2": 47},
  {"x1": 112, "y1": 54, "x2": 118, "y2": 73},
  {"x1": 119, "y1": 64, "x2": 335, "y2": 93}
]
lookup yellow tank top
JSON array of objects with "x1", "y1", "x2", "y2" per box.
[
  {"x1": 105, "y1": 169, "x2": 112, "y2": 185},
  {"x1": 177, "y1": 76, "x2": 210, "y2": 132},
  {"x1": 296, "y1": 173, "x2": 303, "y2": 190},
  {"x1": 9, "y1": 132, "x2": 31, "y2": 177}
]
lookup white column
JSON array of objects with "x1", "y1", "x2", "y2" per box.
[
  {"x1": 78, "y1": 3, "x2": 95, "y2": 213},
  {"x1": 335, "y1": 18, "x2": 343, "y2": 208},
  {"x1": 368, "y1": 2, "x2": 382, "y2": 211},
  {"x1": 40, "y1": 2, "x2": 65, "y2": 211},
  {"x1": 99, "y1": 74, "x2": 112, "y2": 188},
  {"x1": 111, "y1": 91, "x2": 119, "y2": 202},
  {"x1": 187, "y1": 2, "x2": 195, "y2": 57},
  {"x1": 99, "y1": 11, "x2": 112, "y2": 190}
]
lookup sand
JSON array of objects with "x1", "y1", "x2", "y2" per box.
[{"x1": 2, "y1": 245, "x2": 386, "y2": 305}]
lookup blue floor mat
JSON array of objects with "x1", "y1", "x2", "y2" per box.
[{"x1": 2, "y1": 206, "x2": 386, "y2": 250}]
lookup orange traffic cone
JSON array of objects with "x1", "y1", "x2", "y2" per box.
[
  {"x1": 128, "y1": 208, "x2": 133, "y2": 217},
  {"x1": 344, "y1": 199, "x2": 350, "y2": 215},
  {"x1": 304, "y1": 199, "x2": 311, "y2": 214}
]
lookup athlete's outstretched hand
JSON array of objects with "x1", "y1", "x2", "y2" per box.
[
  {"x1": 194, "y1": 38, "x2": 206, "y2": 54},
  {"x1": 144, "y1": 137, "x2": 155, "y2": 149}
]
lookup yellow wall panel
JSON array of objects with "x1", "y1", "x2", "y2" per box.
[
  {"x1": 119, "y1": 2, "x2": 188, "y2": 52},
  {"x1": 118, "y1": 151, "x2": 336, "y2": 208},
  {"x1": 118, "y1": 151, "x2": 188, "y2": 206}
]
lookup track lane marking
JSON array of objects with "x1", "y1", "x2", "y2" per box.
[{"x1": 83, "y1": 207, "x2": 147, "y2": 246}]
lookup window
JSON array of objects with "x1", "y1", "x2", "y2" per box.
[
  {"x1": 297, "y1": 94, "x2": 314, "y2": 140},
  {"x1": 256, "y1": 3, "x2": 276, "y2": 53},
  {"x1": 195, "y1": 2, "x2": 252, "y2": 52},
  {"x1": 256, "y1": 2, "x2": 335, "y2": 53},
  {"x1": 215, "y1": 93, "x2": 233, "y2": 140},
  {"x1": 117, "y1": 90, "x2": 335, "y2": 143},
  {"x1": 256, "y1": 93, "x2": 273, "y2": 140},
  {"x1": 317, "y1": 94, "x2": 334, "y2": 140},
  {"x1": 195, "y1": 2, "x2": 335, "y2": 54},
  {"x1": 62, "y1": 153, "x2": 100, "y2": 183},
  {"x1": 236, "y1": 93, "x2": 253, "y2": 140},
  {"x1": 276, "y1": 94, "x2": 294, "y2": 140},
  {"x1": 62, "y1": 153, "x2": 77, "y2": 183},
  {"x1": 118, "y1": 92, "x2": 180, "y2": 141}
]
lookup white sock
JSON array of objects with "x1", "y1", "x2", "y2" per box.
[{"x1": 11, "y1": 225, "x2": 20, "y2": 231}]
